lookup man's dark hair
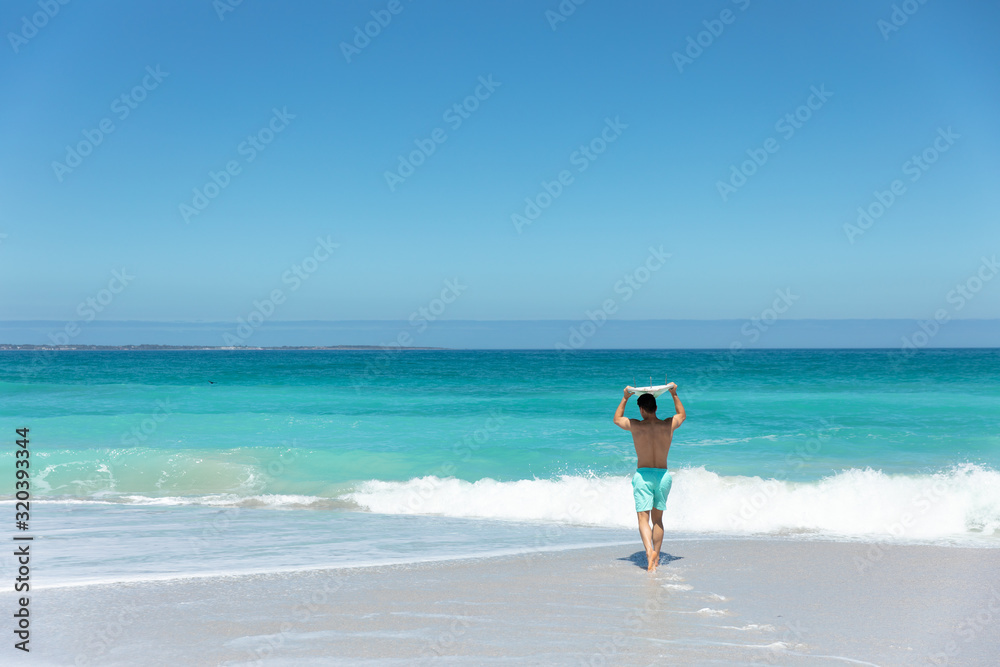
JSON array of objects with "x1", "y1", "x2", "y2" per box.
[{"x1": 637, "y1": 393, "x2": 657, "y2": 413}]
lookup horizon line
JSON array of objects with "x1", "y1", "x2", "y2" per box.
[{"x1": 3, "y1": 318, "x2": 999, "y2": 324}]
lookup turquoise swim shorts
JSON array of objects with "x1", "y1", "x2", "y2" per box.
[{"x1": 631, "y1": 468, "x2": 673, "y2": 512}]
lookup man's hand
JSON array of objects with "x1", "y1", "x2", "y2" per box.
[
  {"x1": 615, "y1": 387, "x2": 633, "y2": 430},
  {"x1": 668, "y1": 381, "x2": 685, "y2": 429}
]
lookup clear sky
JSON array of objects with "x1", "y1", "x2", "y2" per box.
[{"x1": 1, "y1": 0, "x2": 998, "y2": 328}]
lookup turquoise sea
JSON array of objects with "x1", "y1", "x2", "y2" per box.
[{"x1": 2, "y1": 349, "x2": 999, "y2": 586}]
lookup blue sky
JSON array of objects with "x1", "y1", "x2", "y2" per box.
[{"x1": 1, "y1": 0, "x2": 998, "y2": 329}]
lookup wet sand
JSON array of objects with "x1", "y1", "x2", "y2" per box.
[{"x1": 9, "y1": 537, "x2": 1000, "y2": 665}]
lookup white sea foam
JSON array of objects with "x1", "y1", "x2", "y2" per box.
[
  {"x1": 718, "y1": 623, "x2": 775, "y2": 632},
  {"x1": 17, "y1": 464, "x2": 1000, "y2": 544},
  {"x1": 112, "y1": 493, "x2": 334, "y2": 508},
  {"x1": 15, "y1": 493, "x2": 343, "y2": 509},
  {"x1": 343, "y1": 464, "x2": 1000, "y2": 542},
  {"x1": 696, "y1": 608, "x2": 730, "y2": 616}
]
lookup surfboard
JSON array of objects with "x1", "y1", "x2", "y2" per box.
[{"x1": 626, "y1": 382, "x2": 675, "y2": 398}]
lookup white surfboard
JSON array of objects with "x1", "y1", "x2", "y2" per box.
[{"x1": 626, "y1": 382, "x2": 675, "y2": 398}]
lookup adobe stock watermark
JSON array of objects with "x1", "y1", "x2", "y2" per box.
[
  {"x1": 545, "y1": 0, "x2": 587, "y2": 31},
  {"x1": 420, "y1": 617, "x2": 474, "y2": 663},
  {"x1": 740, "y1": 288, "x2": 798, "y2": 344},
  {"x1": 179, "y1": 107, "x2": 295, "y2": 224},
  {"x1": 47, "y1": 268, "x2": 135, "y2": 345},
  {"x1": 349, "y1": 278, "x2": 467, "y2": 391},
  {"x1": 555, "y1": 245, "x2": 670, "y2": 352},
  {"x1": 922, "y1": 583, "x2": 1000, "y2": 666},
  {"x1": 758, "y1": 621, "x2": 809, "y2": 665},
  {"x1": 340, "y1": 0, "x2": 413, "y2": 63},
  {"x1": 222, "y1": 236, "x2": 338, "y2": 346},
  {"x1": 580, "y1": 587, "x2": 678, "y2": 666},
  {"x1": 450, "y1": 408, "x2": 507, "y2": 464},
  {"x1": 52, "y1": 66, "x2": 169, "y2": 183},
  {"x1": 402, "y1": 410, "x2": 508, "y2": 522},
  {"x1": 7, "y1": 0, "x2": 70, "y2": 54},
  {"x1": 185, "y1": 443, "x2": 303, "y2": 558},
  {"x1": 19, "y1": 267, "x2": 135, "y2": 382},
  {"x1": 716, "y1": 85, "x2": 832, "y2": 202},
  {"x1": 518, "y1": 484, "x2": 602, "y2": 568},
  {"x1": 120, "y1": 399, "x2": 175, "y2": 446},
  {"x1": 672, "y1": 0, "x2": 752, "y2": 74},
  {"x1": 689, "y1": 287, "x2": 800, "y2": 395},
  {"x1": 213, "y1": 0, "x2": 245, "y2": 21},
  {"x1": 853, "y1": 477, "x2": 950, "y2": 574},
  {"x1": 384, "y1": 75, "x2": 502, "y2": 192},
  {"x1": 73, "y1": 604, "x2": 141, "y2": 667},
  {"x1": 511, "y1": 116, "x2": 627, "y2": 233},
  {"x1": 409, "y1": 278, "x2": 467, "y2": 333},
  {"x1": 877, "y1": 0, "x2": 931, "y2": 41},
  {"x1": 224, "y1": 571, "x2": 351, "y2": 666},
  {"x1": 729, "y1": 417, "x2": 838, "y2": 530},
  {"x1": 888, "y1": 254, "x2": 998, "y2": 369},
  {"x1": 843, "y1": 127, "x2": 959, "y2": 244}
]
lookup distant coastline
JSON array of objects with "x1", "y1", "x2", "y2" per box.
[
  {"x1": 1, "y1": 319, "x2": 997, "y2": 349},
  {"x1": 0, "y1": 344, "x2": 447, "y2": 351}
]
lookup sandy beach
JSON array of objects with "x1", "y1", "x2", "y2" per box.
[
  {"x1": 6, "y1": 0, "x2": 1000, "y2": 662},
  {"x1": 11, "y1": 536, "x2": 998, "y2": 666}
]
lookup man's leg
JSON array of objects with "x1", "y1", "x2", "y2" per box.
[
  {"x1": 636, "y1": 511, "x2": 656, "y2": 571},
  {"x1": 650, "y1": 508, "x2": 664, "y2": 571}
]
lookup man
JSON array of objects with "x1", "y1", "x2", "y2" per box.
[{"x1": 613, "y1": 382, "x2": 685, "y2": 572}]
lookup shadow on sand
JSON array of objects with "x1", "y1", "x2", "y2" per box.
[{"x1": 619, "y1": 551, "x2": 683, "y2": 570}]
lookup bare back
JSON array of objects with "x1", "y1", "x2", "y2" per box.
[
  {"x1": 613, "y1": 386, "x2": 685, "y2": 470},
  {"x1": 628, "y1": 416, "x2": 675, "y2": 469}
]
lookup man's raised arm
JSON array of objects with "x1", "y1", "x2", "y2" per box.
[
  {"x1": 669, "y1": 383, "x2": 685, "y2": 429},
  {"x1": 614, "y1": 387, "x2": 634, "y2": 430}
]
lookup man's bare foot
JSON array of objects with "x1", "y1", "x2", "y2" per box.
[{"x1": 646, "y1": 551, "x2": 658, "y2": 572}]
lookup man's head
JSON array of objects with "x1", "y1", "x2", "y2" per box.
[{"x1": 636, "y1": 393, "x2": 657, "y2": 415}]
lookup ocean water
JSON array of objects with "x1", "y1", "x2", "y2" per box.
[{"x1": 2, "y1": 349, "x2": 999, "y2": 585}]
